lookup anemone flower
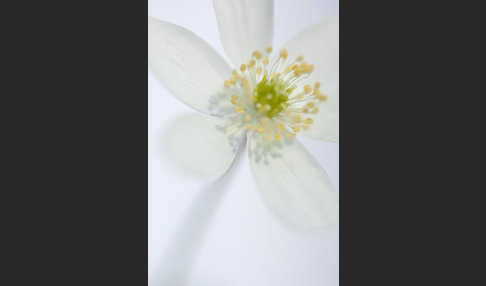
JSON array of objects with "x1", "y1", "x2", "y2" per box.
[{"x1": 148, "y1": 0, "x2": 338, "y2": 229}]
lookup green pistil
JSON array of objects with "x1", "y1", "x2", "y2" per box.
[{"x1": 254, "y1": 75, "x2": 289, "y2": 118}]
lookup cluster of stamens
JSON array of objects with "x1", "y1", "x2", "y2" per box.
[{"x1": 219, "y1": 46, "x2": 328, "y2": 144}]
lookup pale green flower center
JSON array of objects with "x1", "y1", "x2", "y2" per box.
[{"x1": 254, "y1": 75, "x2": 289, "y2": 118}]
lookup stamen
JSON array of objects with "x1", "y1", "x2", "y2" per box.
[
  {"x1": 304, "y1": 84, "x2": 312, "y2": 94},
  {"x1": 257, "y1": 125, "x2": 264, "y2": 133},
  {"x1": 235, "y1": 107, "x2": 244, "y2": 114},
  {"x1": 217, "y1": 48, "x2": 325, "y2": 143},
  {"x1": 230, "y1": 94, "x2": 239, "y2": 105},
  {"x1": 252, "y1": 50, "x2": 263, "y2": 60}
]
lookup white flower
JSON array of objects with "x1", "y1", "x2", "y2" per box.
[{"x1": 148, "y1": 0, "x2": 338, "y2": 230}]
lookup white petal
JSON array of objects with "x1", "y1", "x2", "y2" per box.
[
  {"x1": 248, "y1": 135, "x2": 338, "y2": 230},
  {"x1": 302, "y1": 87, "x2": 338, "y2": 142},
  {"x1": 283, "y1": 14, "x2": 339, "y2": 89},
  {"x1": 148, "y1": 17, "x2": 231, "y2": 115},
  {"x1": 213, "y1": 0, "x2": 273, "y2": 66},
  {"x1": 160, "y1": 113, "x2": 244, "y2": 180}
]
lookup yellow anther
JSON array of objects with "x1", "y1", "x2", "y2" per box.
[
  {"x1": 304, "y1": 118, "x2": 314, "y2": 124},
  {"x1": 317, "y1": 94, "x2": 328, "y2": 101},
  {"x1": 292, "y1": 126, "x2": 301, "y2": 133},
  {"x1": 306, "y1": 102, "x2": 315, "y2": 108},
  {"x1": 248, "y1": 59, "x2": 256, "y2": 67},
  {"x1": 252, "y1": 50, "x2": 262, "y2": 60},
  {"x1": 229, "y1": 77, "x2": 236, "y2": 85},
  {"x1": 280, "y1": 49, "x2": 288, "y2": 59},
  {"x1": 313, "y1": 88, "x2": 321, "y2": 95},
  {"x1": 257, "y1": 125, "x2": 264, "y2": 133},
  {"x1": 275, "y1": 134, "x2": 281, "y2": 141},
  {"x1": 292, "y1": 64, "x2": 299, "y2": 71},
  {"x1": 235, "y1": 107, "x2": 244, "y2": 114},
  {"x1": 311, "y1": 107, "x2": 319, "y2": 114},
  {"x1": 246, "y1": 124, "x2": 253, "y2": 131},
  {"x1": 293, "y1": 115, "x2": 302, "y2": 123},
  {"x1": 314, "y1": 81, "x2": 321, "y2": 89},
  {"x1": 303, "y1": 108, "x2": 309, "y2": 113},
  {"x1": 240, "y1": 64, "x2": 247, "y2": 72},
  {"x1": 232, "y1": 69, "x2": 238, "y2": 76},
  {"x1": 307, "y1": 64, "x2": 314, "y2": 73},
  {"x1": 244, "y1": 114, "x2": 252, "y2": 122},
  {"x1": 256, "y1": 67, "x2": 262, "y2": 75},
  {"x1": 263, "y1": 57, "x2": 269, "y2": 65},
  {"x1": 264, "y1": 134, "x2": 272, "y2": 142},
  {"x1": 224, "y1": 80, "x2": 230, "y2": 88},
  {"x1": 304, "y1": 85, "x2": 312, "y2": 94},
  {"x1": 279, "y1": 123, "x2": 287, "y2": 131},
  {"x1": 230, "y1": 94, "x2": 239, "y2": 104},
  {"x1": 266, "y1": 46, "x2": 273, "y2": 53},
  {"x1": 297, "y1": 55, "x2": 304, "y2": 61},
  {"x1": 302, "y1": 124, "x2": 310, "y2": 130}
]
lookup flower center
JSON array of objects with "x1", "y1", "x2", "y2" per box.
[
  {"x1": 254, "y1": 75, "x2": 289, "y2": 118},
  {"x1": 214, "y1": 46, "x2": 328, "y2": 144}
]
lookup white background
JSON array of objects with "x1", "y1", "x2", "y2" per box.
[{"x1": 148, "y1": 0, "x2": 339, "y2": 285}]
